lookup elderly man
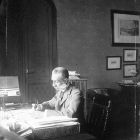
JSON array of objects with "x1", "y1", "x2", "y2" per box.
[{"x1": 36, "y1": 67, "x2": 84, "y2": 124}]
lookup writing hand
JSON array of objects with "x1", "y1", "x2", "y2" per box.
[{"x1": 36, "y1": 104, "x2": 43, "y2": 111}]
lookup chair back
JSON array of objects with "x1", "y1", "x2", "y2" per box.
[{"x1": 86, "y1": 88, "x2": 111, "y2": 138}]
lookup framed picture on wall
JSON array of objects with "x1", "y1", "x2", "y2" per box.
[
  {"x1": 106, "y1": 56, "x2": 121, "y2": 70},
  {"x1": 123, "y1": 64, "x2": 137, "y2": 77},
  {"x1": 123, "y1": 49, "x2": 138, "y2": 62},
  {"x1": 111, "y1": 9, "x2": 140, "y2": 46}
]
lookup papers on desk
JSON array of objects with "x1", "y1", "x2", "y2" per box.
[
  {"x1": 0, "y1": 109, "x2": 80, "y2": 138},
  {"x1": 0, "y1": 118, "x2": 31, "y2": 137},
  {"x1": 23, "y1": 112, "x2": 80, "y2": 139},
  {"x1": 26, "y1": 116, "x2": 78, "y2": 129},
  {"x1": 17, "y1": 127, "x2": 32, "y2": 137}
]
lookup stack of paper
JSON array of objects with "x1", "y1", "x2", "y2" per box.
[
  {"x1": 26, "y1": 116, "x2": 78, "y2": 129},
  {"x1": 26, "y1": 116, "x2": 80, "y2": 139},
  {"x1": 0, "y1": 109, "x2": 80, "y2": 139}
]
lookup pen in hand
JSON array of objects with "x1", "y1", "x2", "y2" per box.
[
  {"x1": 32, "y1": 99, "x2": 38, "y2": 110},
  {"x1": 36, "y1": 99, "x2": 38, "y2": 105}
]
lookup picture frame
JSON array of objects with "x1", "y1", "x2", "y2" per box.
[
  {"x1": 111, "y1": 9, "x2": 140, "y2": 46},
  {"x1": 123, "y1": 64, "x2": 137, "y2": 77},
  {"x1": 123, "y1": 49, "x2": 138, "y2": 62},
  {"x1": 106, "y1": 56, "x2": 121, "y2": 70}
]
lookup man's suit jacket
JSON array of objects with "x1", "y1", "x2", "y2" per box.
[{"x1": 42, "y1": 84, "x2": 85, "y2": 124}]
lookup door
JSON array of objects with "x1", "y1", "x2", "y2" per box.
[{"x1": 19, "y1": 0, "x2": 57, "y2": 103}]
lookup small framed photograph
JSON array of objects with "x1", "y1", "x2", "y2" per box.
[
  {"x1": 111, "y1": 9, "x2": 140, "y2": 46},
  {"x1": 123, "y1": 64, "x2": 137, "y2": 77},
  {"x1": 123, "y1": 49, "x2": 138, "y2": 62},
  {"x1": 106, "y1": 56, "x2": 121, "y2": 70}
]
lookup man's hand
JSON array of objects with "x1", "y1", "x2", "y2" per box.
[{"x1": 36, "y1": 104, "x2": 44, "y2": 111}]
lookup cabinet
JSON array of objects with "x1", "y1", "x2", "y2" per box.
[
  {"x1": 69, "y1": 79, "x2": 87, "y2": 117},
  {"x1": 118, "y1": 83, "x2": 140, "y2": 139}
]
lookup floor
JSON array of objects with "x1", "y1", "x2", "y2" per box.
[{"x1": 101, "y1": 128, "x2": 139, "y2": 140}]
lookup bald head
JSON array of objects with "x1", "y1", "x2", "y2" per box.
[
  {"x1": 51, "y1": 67, "x2": 69, "y2": 91},
  {"x1": 51, "y1": 67, "x2": 69, "y2": 81}
]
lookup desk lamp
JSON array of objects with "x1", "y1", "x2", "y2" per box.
[{"x1": 0, "y1": 76, "x2": 20, "y2": 109}]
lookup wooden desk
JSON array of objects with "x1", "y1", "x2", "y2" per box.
[
  {"x1": 0, "y1": 106, "x2": 80, "y2": 139},
  {"x1": 46, "y1": 133, "x2": 96, "y2": 140}
]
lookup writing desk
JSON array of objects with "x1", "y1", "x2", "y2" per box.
[{"x1": 0, "y1": 105, "x2": 80, "y2": 139}]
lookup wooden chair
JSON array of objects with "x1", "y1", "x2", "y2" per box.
[{"x1": 86, "y1": 88, "x2": 111, "y2": 139}]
